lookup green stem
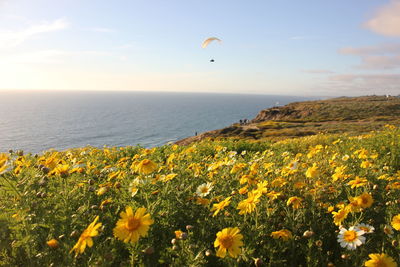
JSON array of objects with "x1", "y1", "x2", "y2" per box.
[
  {"x1": 129, "y1": 243, "x2": 138, "y2": 266},
  {"x1": 255, "y1": 206, "x2": 259, "y2": 229}
]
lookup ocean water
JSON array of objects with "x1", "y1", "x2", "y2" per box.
[{"x1": 0, "y1": 91, "x2": 312, "y2": 153}]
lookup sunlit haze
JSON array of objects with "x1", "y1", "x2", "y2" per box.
[{"x1": 1, "y1": 0, "x2": 400, "y2": 96}]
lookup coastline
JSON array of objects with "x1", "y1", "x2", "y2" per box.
[{"x1": 175, "y1": 95, "x2": 400, "y2": 146}]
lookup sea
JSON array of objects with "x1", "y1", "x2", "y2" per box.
[{"x1": 0, "y1": 91, "x2": 314, "y2": 154}]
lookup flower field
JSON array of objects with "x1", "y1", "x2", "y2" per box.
[{"x1": 1, "y1": 125, "x2": 400, "y2": 266}]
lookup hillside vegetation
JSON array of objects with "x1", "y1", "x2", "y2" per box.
[
  {"x1": 1, "y1": 125, "x2": 400, "y2": 266},
  {"x1": 176, "y1": 95, "x2": 400, "y2": 145}
]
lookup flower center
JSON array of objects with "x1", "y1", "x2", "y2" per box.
[
  {"x1": 247, "y1": 198, "x2": 255, "y2": 204},
  {"x1": 343, "y1": 230, "x2": 357, "y2": 242},
  {"x1": 279, "y1": 233, "x2": 287, "y2": 238},
  {"x1": 219, "y1": 235, "x2": 233, "y2": 248},
  {"x1": 126, "y1": 218, "x2": 141, "y2": 231},
  {"x1": 201, "y1": 187, "x2": 209, "y2": 193},
  {"x1": 374, "y1": 259, "x2": 387, "y2": 267},
  {"x1": 80, "y1": 229, "x2": 92, "y2": 240},
  {"x1": 384, "y1": 227, "x2": 393, "y2": 235},
  {"x1": 143, "y1": 160, "x2": 150, "y2": 165},
  {"x1": 359, "y1": 226, "x2": 369, "y2": 232}
]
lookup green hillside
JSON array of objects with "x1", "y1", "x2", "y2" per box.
[{"x1": 176, "y1": 95, "x2": 400, "y2": 145}]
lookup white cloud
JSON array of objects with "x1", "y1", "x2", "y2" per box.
[
  {"x1": 339, "y1": 43, "x2": 400, "y2": 70},
  {"x1": 329, "y1": 73, "x2": 400, "y2": 82},
  {"x1": 327, "y1": 73, "x2": 400, "y2": 93},
  {"x1": 358, "y1": 55, "x2": 400, "y2": 70},
  {"x1": 0, "y1": 18, "x2": 69, "y2": 49},
  {"x1": 339, "y1": 43, "x2": 400, "y2": 55},
  {"x1": 365, "y1": 0, "x2": 400, "y2": 37}
]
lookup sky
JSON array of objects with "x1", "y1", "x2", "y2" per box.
[{"x1": 0, "y1": 0, "x2": 399, "y2": 96}]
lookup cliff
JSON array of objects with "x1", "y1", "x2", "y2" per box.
[{"x1": 175, "y1": 95, "x2": 400, "y2": 145}]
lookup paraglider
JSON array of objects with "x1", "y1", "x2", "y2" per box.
[
  {"x1": 201, "y1": 37, "x2": 221, "y2": 48},
  {"x1": 202, "y1": 37, "x2": 221, "y2": 62}
]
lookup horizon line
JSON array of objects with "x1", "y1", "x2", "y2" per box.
[{"x1": 0, "y1": 88, "x2": 342, "y2": 99}]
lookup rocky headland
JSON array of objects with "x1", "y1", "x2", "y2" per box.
[{"x1": 176, "y1": 95, "x2": 400, "y2": 145}]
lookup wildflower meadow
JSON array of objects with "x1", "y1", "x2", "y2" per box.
[{"x1": 1, "y1": 125, "x2": 400, "y2": 266}]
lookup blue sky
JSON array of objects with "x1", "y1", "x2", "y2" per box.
[{"x1": 1, "y1": 0, "x2": 399, "y2": 96}]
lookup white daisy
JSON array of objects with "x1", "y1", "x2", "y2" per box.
[
  {"x1": 355, "y1": 223, "x2": 375, "y2": 234},
  {"x1": 195, "y1": 182, "x2": 213, "y2": 197},
  {"x1": 384, "y1": 225, "x2": 394, "y2": 237},
  {"x1": 289, "y1": 161, "x2": 298, "y2": 170},
  {"x1": 228, "y1": 151, "x2": 237, "y2": 158},
  {"x1": 337, "y1": 226, "x2": 365, "y2": 250},
  {"x1": 128, "y1": 181, "x2": 139, "y2": 197}
]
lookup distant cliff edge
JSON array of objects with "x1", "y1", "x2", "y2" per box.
[{"x1": 175, "y1": 95, "x2": 400, "y2": 146}]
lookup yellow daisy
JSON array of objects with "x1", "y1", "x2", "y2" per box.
[
  {"x1": 391, "y1": 214, "x2": 400, "y2": 231},
  {"x1": 136, "y1": 159, "x2": 157, "y2": 175},
  {"x1": 211, "y1": 196, "x2": 231, "y2": 217},
  {"x1": 305, "y1": 163, "x2": 318, "y2": 178},
  {"x1": 70, "y1": 216, "x2": 102, "y2": 255},
  {"x1": 356, "y1": 192, "x2": 373, "y2": 209},
  {"x1": 332, "y1": 208, "x2": 349, "y2": 226},
  {"x1": 271, "y1": 229, "x2": 293, "y2": 241},
  {"x1": 267, "y1": 191, "x2": 282, "y2": 201},
  {"x1": 230, "y1": 163, "x2": 246, "y2": 174},
  {"x1": 0, "y1": 154, "x2": 9, "y2": 174},
  {"x1": 346, "y1": 196, "x2": 363, "y2": 213},
  {"x1": 347, "y1": 176, "x2": 368, "y2": 188},
  {"x1": 113, "y1": 207, "x2": 154, "y2": 243},
  {"x1": 237, "y1": 191, "x2": 261, "y2": 215},
  {"x1": 214, "y1": 227, "x2": 243, "y2": 258},
  {"x1": 287, "y1": 196, "x2": 303, "y2": 209},
  {"x1": 53, "y1": 164, "x2": 69, "y2": 177},
  {"x1": 364, "y1": 253, "x2": 397, "y2": 267},
  {"x1": 360, "y1": 160, "x2": 372, "y2": 168}
]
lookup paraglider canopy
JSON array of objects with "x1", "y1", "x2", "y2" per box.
[{"x1": 201, "y1": 37, "x2": 222, "y2": 48}]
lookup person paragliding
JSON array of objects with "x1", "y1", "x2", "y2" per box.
[{"x1": 202, "y1": 37, "x2": 221, "y2": 62}]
